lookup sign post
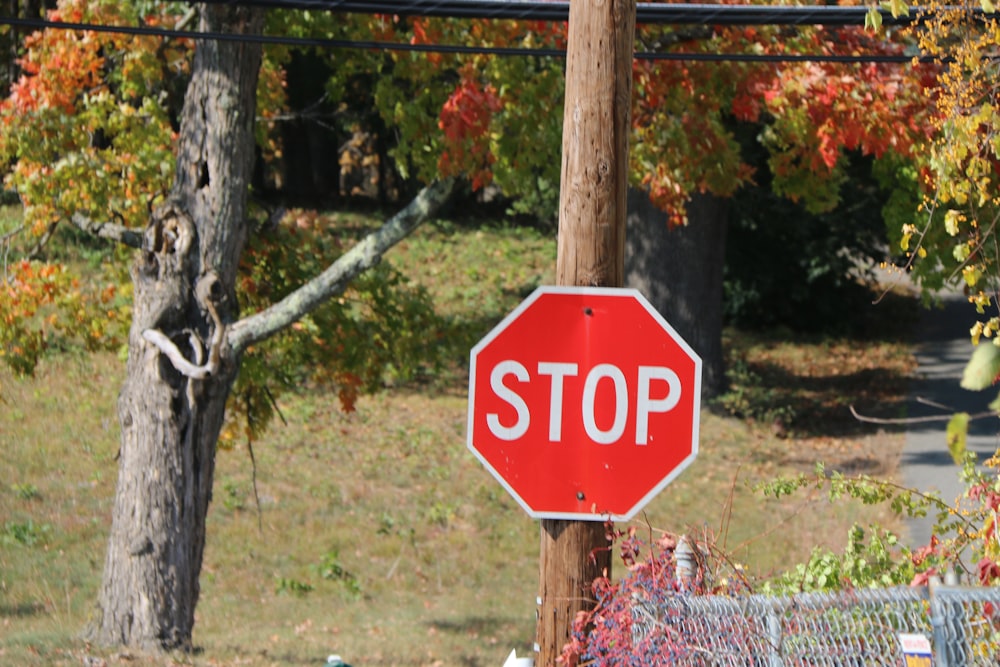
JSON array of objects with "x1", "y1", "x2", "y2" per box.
[
  {"x1": 545, "y1": 0, "x2": 636, "y2": 664},
  {"x1": 541, "y1": 0, "x2": 637, "y2": 663}
]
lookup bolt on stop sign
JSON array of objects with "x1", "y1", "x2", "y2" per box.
[{"x1": 467, "y1": 286, "x2": 701, "y2": 521}]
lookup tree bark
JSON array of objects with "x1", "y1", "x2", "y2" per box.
[
  {"x1": 624, "y1": 187, "x2": 728, "y2": 397},
  {"x1": 91, "y1": 4, "x2": 263, "y2": 650},
  {"x1": 227, "y1": 177, "x2": 455, "y2": 353},
  {"x1": 538, "y1": 0, "x2": 633, "y2": 665},
  {"x1": 89, "y1": 6, "x2": 456, "y2": 650},
  {"x1": 537, "y1": 520, "x2": 609, "y2": 665}
]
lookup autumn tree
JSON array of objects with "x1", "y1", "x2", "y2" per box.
[
  {"x1": 0, "y1": 0, "x2": 453, "y2": 650},
  {"x1": 874, "y1": 0, "x2": 1000, "y2": 582},
  {"x1": 893, "y1": 0, "x2": 1000, "y2": 313},
  {"x1": 336, "y1": 8, "x2": 936, "y2": 394}
]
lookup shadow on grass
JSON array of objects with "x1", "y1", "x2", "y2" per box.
[
  {"x1": 426, "y1": 616, "x2": 529, "y2": 667},
  {"x1": 0, "y1": 601, "x2": 47, "y2": 618},
  {"x1": 724, "y1": 361, "x2": 911, "y2": 439},
  {"x1": 427, "y1": 614, "x2": 522, "y2": 636},
  {"x1": 714, "y1": 289, "x2": 919, "y2": 441}
]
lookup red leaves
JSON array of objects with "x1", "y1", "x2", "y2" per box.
[
  {"x1": 978, "y1": 557, "x2": 1000, "y2": 585},
  {"x1": 337, "y1": 372, "x2": 362, "y2": 413},
  {"x1": 437, "y1": 74, "x2": 502, "y2": 190},
  {"x1": 967, "y1": 483, "x2": 1000, "y2": 584},
  {"x1": 761, "y1": 48, "x2": 936, "y2": 179},
  {"x1": 910, "y1": 569, "x2": 936, "y2": 587},
  {"x1": 969, "y1": 482, "x2": 1000, "y2": 511},
  {"x1": 911, "y1": 535, "x2": 940, "y2": 568},
  {"x1": 439, "y1": 78, "x2": 501, "y2": 144}
]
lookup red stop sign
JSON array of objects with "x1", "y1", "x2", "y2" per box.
[{"x1": 467, "y1": 286, "x2": 701, "y2": 521}]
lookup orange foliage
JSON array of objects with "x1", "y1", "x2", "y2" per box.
[
  {"x1": 367, "y1": 5, "x2": 942, "y2": 225},
  {"x1": 437, "y1": 72, "x2": 503, "y2": 190},
  {"x1": 762, "y1": 56, "x2": 935, "y2": 175},
  {"x1": 5, "y1": 8, "x2": 101, "y2": 115}
]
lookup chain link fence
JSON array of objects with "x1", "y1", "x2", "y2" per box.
[{"x1": 630, "y1": 585, "x2": 1000, "y2": 666}]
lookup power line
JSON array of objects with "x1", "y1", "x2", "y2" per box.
[
  {"x1": 194, "y1": 0, "x2": 927, "y2": 26},
  {"x1": 0, "y1": 15, "x2": 924, "y2": 63},
  {"x1": 3, "y1": 0, "x2": 941, "y2": 66}
]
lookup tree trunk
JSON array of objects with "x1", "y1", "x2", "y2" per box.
[
  {"x1": 624, "y1": 187, "x2": 728, "y2": 397},
  {"x1": 91, "y1": 4, "x2": 263, "y2": 650}
]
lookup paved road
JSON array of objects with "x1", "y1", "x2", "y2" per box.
[{"x1": 903, "y1": 290, "x2": 1000, "y2": 548}]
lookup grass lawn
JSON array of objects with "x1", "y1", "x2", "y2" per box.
[{"x1": 1, "y1": 212, "x2": 917, "y2": 666}]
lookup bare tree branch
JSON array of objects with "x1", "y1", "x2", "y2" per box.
[
  {"x1": 69, "y1": 212, "x2": 144, "y2": 249},
  {"x1": 143, "y1": 329, "x2": 215, "y2": 379},
  {"x1": 849, "y1": 403, "x2": 997, "y2": 425},
  {"x1": 0, "y1": 224, "x2": 23, "y2": 245},
  {"x1": 225, "y1": 177, "x2": 456, "y2": 354},
  {"x1": 27, "y1": 220, "x2": 59, "y2": 258},
  {"x1": 144, "y1": 272, "x2": 227, "y2": 379},
  {"x1": 1, "y1": 224, "x2": 24, "y2": 283}
]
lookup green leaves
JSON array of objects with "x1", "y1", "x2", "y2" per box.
[
  {"x1": 866, "y1": 0, "x2": 909, "y2": 32},
  {"x1": 764, "y1": 524, "x2": 913, "y2": 592},
  {"x1": 0, "y1": 0, "x2": 187, "y2": 232},
  {"x1": 883, "y1": 0, "x2": 909, "y2": 19},
  {"x1": 220, "y1": 210, "x2": 445, "y2": 447},
  {"x1": 865, "y1": 7, "x2": 884, "y2": 31},
  {"x1": 960, "y1": 342, "x2": 1000, "y2": 390},
  {"x1": 946, "y1": 412, "x2": 970, "y2": 464}
]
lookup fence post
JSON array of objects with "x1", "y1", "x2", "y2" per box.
[
  {"x1": 930, "y1": 583, "x2": 973, "y2": 667},
  {"x1": 676, "y1": 536, "x2": 695, "y2": 591},
  {"x1": 930, "y1": 582, "x2": 948, "y2": 667}
]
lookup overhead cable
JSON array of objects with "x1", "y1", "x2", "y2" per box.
[
  {"x1": 0, "y1": 15, "x2": 926, "y2": 63},
  {"x1": 192, "y1": 0, "x2": 976, "y2": 26}
]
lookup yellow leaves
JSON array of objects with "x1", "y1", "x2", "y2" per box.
[
  {"x1": 883, "y1": 0, "x2": 909, "y2": 19},
  {"x1": 970, "y1": 291, "x2": 992, "y2": 314},
  {"x1": 969, "y1": 298, "x2": 1000, "y2": 345},
  {"x1": 976, "y1": 176, "x2": 993, "y2": 207},
  {"x1": 899, "y1": 225, "x2": 927, "y2": 257},
  {"x1": 900, "y1": 219, "x2": 931, "y2": 260},
  {"x1": 900, "y1": 223, "x2": 918, "y2": 251},
  {"x1": 971, "y1": 320, "x2": 984, "y2": 345},
  {"x1": 945, "y1": 209, "x2": 963, "y2": 236},
  {"x1": 865, "y1": 6, "x2": 883, "y2": 31},
  {"x1": 963, "y1": 264, "x2": 984, "y2": 287},
  {"x1": 866, "y1": 0, "x2": 910, "y2": 29}
]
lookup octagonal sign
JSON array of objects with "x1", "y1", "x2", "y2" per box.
[{"x1": 467, "y1": 286, "x2": 701, "y2": 521}]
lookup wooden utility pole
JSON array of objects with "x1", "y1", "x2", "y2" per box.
[{"x1": 536, "y1": 0, "x2": 636, "y2": 665}]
